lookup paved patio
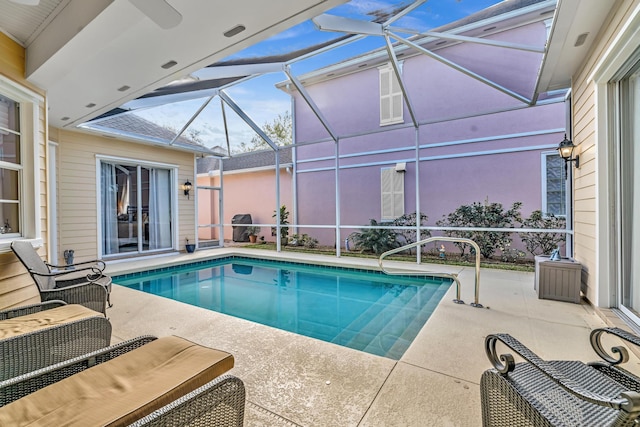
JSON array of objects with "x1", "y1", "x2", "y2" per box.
[{"x1": 104, "y1": 248, "x2": 638, "y2": 426}]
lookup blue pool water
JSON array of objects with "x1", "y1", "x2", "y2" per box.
[{"x1": 113, "y1": 257, "x2": 451, "y2": 360}]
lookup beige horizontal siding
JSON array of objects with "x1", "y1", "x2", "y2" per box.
[
  {"x1": 571, "y1": 0, "x2": 640, "y2": 302},
  {"x1": 0, "y1": 252, "x2": 41, "y2": 311},
  {"x1": 0, "y1": 34, "x2": 48, "y2": 296},
  {"x1": 55, "y1": 129, "x2": 196, "y2": 261}
]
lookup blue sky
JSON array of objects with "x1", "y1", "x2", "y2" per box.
[{"x1": 134, "y1": 0, "x2": 504, "y2": 153}]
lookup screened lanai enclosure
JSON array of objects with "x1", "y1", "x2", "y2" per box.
[{"x1": 81, "y1": 0, "x2": 572, "y2": 261}]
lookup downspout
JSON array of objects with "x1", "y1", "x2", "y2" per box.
[{"x1": 565, "y1": 90, "x2": 574, "y2": 258}]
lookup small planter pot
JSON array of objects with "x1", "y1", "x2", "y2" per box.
[
  {"x1": 185, "y1": 244, "x2": 196, "y2": 253},
  {"x1": 249, "y1": 235, "x2": 257, "y2": 243}
]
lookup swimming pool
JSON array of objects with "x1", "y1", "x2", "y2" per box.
[{"x1": 113, "y1": 256, "x2": 452, "y2": 360}]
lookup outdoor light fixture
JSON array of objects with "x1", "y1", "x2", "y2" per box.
[
  {"x1": 557, "y1": 134, "x2": 579, "y2": 179},
  {"x1": 183, "y1": 180, "x2": 192, "y2": 199}
]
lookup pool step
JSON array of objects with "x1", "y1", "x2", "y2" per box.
[
  {"x1": 357, "y1": 286, "x2": 444, "y2": 359},
  {"x1": 381, "y1": 284, "x2": 450, "y2": 359},
  {"x1": 330, "y1": 286, "x2": 416, "y2": 349},
  {"x1": 338, "y1": 286, "x2": 442, "y2": 356}
]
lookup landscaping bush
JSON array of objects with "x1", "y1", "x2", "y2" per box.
[
  {"x1": 392, "y1": 212, "x2": 430, "y2": 247},
  {"x1": 519, "y1": 210, "x2": 566, "y2": 256},
  {"x1": 289, "y1": 233, "x2": 319, "y2": 249},
  {"x1": 349, "y1": 219, "x2": 400, "y2": 255},
  {"x1": 271, "y1": 205, "x2": 290, "y2": 242},
  {"x1": 436, "y1": 199, "x2": 522, "y2": 259}
]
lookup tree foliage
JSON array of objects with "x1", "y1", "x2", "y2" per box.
[
  {"x1": 436, "y1": 199, "x2": 522, "y2": 259},
  {"x1": 238, "y1": 111, "x2": 292, "y2": 153}
]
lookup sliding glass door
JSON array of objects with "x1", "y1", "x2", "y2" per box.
[{"x1": 100, "y1": 160, "x2": 174, "y2": 256}]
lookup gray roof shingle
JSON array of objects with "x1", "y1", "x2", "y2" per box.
[{"x1": 198, "y1": 146, "x2": 292, "y2": 173}]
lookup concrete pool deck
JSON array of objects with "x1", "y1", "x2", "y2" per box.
[{"x1": 104, "y1": 248, "x2": 639, "y2": 426}]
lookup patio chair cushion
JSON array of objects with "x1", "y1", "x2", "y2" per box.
[
  {"x1": 0, "y1": 335, "x2": 235, "y2": 426},
  {"x1": 0, "y1": 304, "x2": 101, "y2": 339}
]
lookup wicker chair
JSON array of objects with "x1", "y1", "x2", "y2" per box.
[
  {"x1": 481, "y1": 333, "x2": 640, "y2": 427},
  {"x1": 589, "y1": 327, "x2": 640, "y2": 392},
  {"x1": 0, "y1": 336, "x2": 245, "y2": 426},
  {"x1": 0, "y1": 301, "x2": 112, "y2": 381},
  {"x1": 10, "y1": 240, "x2": 111, "y2": 315}
]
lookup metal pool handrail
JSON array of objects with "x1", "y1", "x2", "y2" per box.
[{"x1": 378, "y1": 236, "x2": 482, "y2": 308}]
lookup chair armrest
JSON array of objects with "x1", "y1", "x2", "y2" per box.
[
  {"x1": 54, "y1": 269, "x2": 112, "y2": 289},
  {"x1": 0, "y1": 300, "x2": 67, "y2": 320},
  {"x1": 40, "y1": 282, "x2": 109, "y2": 315},
  {"x1": 590, "y1": 327, "x2": 640, "y2": 365},
  {"x1": 46, "y1": 259, "x2": 106, "y2": 272},
  {"x1": 485, "y1": 333, "x2": 640, "y2": 412},
  {"x1": 0, "y1": 336, "x2": 157, "y2": 405},
  {"x1": 30, "y1": 265, "x2": 99, "y2": 278}
]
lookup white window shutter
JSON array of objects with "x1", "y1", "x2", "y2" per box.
[
  {"x1": 381, "y1": 167, "x2": 394, "y2": 220},
  {"x1": 381, "y1": 167, "x2": 404, "y2": 220},
  {"x1": 379, "y1": 67, "x2": 392, "y2": 124},
  {"x1": 393, "y1": 171, "x2": 404, "y2": 217},
  {"x1": 379, "y1": 64, "x2": 403, "y2": 126}
]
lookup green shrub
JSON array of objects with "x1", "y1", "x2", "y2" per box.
[
  {"x1": 500, "y1": 246, "x2": 527, "y2": 263},
  {"x1": 519, "y1": 210, "x2": 566, "y2": 256},
  {"x1": 349, "y1": 219, "x2": 400, "y2": 255},
  {"x1": 271, "y1": 205, "x2": 289, "y2": 240},
  {"x1": 436, "y1": 199, "x2": 522, "y2": 259},
  {"x1": 289, "y1": 233, "x2": 318, "y2": 249},
  {"x1": 392, "y1": 212, "x2": 430, "y2": 248}
]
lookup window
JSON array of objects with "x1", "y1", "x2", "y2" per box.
[
  {"x1": 381, "y1": 167, "x2": 404, "y2": 221},
  {"x1": 379, "y1": 63, "x2": 403, "y2": 126},
  {"x1": 0, "y1": 94, "x2": 20, "y2": 236},
  {"x1": 99, "y1": 159, "x2": 175, "y2": 256},
  {"x1": 0, "y1": 77, "x2": 41, "y2": 250},
  {"x1": 541, "y1": 152, "x2": 566, "y2": 216}
]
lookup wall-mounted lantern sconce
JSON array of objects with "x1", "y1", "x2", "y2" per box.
[
  {"x1": 557, "y1": 134, "x2": 579, "y2": 179},
  {"x1": 183, "y1": 180, "x2": 192, "y2": 199}
]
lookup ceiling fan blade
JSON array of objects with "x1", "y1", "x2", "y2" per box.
[
  {"x1": 313, "y1": 14, "x2": 383, "y2": 36},
  {"x1": 10, "y1": 0, "x2": 40, "y2": 5},
  {"x1": 130, "y1": 0, "x2": 182, "y2": 29}
]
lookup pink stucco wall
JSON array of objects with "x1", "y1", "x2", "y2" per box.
[
  {"x1": 291, "y1": 19, "x2": 566, "y2": 249},
  {"x1": 198, "y1": 169, "x2": 293, "y2": 243}
]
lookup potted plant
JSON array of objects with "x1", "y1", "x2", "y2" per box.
[
  {"x1": 246, "y1": 225, "x2": 261, "y2": 243},
  {"x1": 271, "y1": 205, "x2": 289, "y2": 246},
  {"x1": 185, "y1": 238, "x2": 196, "y2": 253}
]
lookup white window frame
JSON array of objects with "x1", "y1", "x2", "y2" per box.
[
  {"x1": 381, "y1": 166, "x2": 404, "y2": 221},
  {"x1": 540, "y1": 151, "x2": 566, "y2": 217},
  {"x1": 96, "y1": 155, "x2": 179, "y2": 258},
  {"x1": 379, "y1": 62, "x2": 404, "y2": 126},
  {"x1": 0, "y1": 75, "x2": 43, "y2": 252}
]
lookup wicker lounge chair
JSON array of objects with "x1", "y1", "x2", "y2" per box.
[
  {"x1": 0, "y1": 335, "x2": 245, "y2": 426},
  {"x1": 589, "y1": 327, "x2": 640, "y2": 392},
  {"x1": 481, "y1": 333, "x2": 640, "y2": 427},
  {"x1": 10, "y1": 240, "x2": 111, "y2": 315},
  {"x1": 0, "y1": 301, "x2": 111, "y2": 381}
]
